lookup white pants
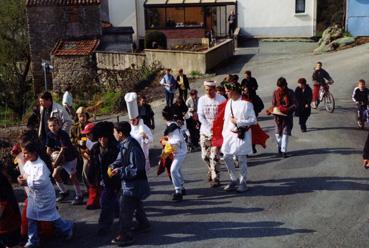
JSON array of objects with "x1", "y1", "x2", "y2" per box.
[
  {"x1": 275, "y1": 134, "x2": 288, "y2": 153},
  {"x1": 224, "y1": 154, "x2": 248, "y2": 185},
  {"x1": 170, "y1": 154, "x2": 186, "y2": 192}
]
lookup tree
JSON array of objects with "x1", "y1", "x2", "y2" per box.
[{"x1": 0, "y1": 0, "x2": 32, "y2": 119}]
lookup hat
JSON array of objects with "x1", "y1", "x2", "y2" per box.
[
  {"x1": 204, "y1": 80, "x2": 217, "y2": 87},
  {"x1": 76, "y1": 107, "x2": 86, "y2": 115},
  {"x1": 81, "y1": 123, "x2": 95, "y2": 134},
  {"x1": 271, "y1": 107, "x2": 287, "y2": 116},
  {"x1": 124, "y1": 92, "x2": 139, "y2": 119}
]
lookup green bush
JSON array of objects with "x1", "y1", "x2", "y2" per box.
[
  {"x1": 144, "y1": 31, "x2": 167, "y2": 49},
  {"x1": 98, "y1": 91, "x2": 124, "y2": 115}
]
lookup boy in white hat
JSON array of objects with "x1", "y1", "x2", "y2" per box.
[
  {"x1": 125, "y1": 92, "x2": 154, "y2": 171},
  {"x1": 197, "y1": 80, "x2": 226, "y2": 187}
]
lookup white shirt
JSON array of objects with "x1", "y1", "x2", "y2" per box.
[
  {"x1": 197, "y1": 94, "x2": 226, "y2": 136},
  {"x1": 131, "y1": 119, "x2": 153, "y2": 170},
  {"x1": 24, "y1": 157, "x2": 60, "y2": 221},
  {"x1": 166, "y1": 121, "x2": 187, "y2": 157},
  {"x1": 62, "y1": 91, "x2": 73, "y2": 107},
  {"x1": 221, "y1": 98, "x2": 256, "y2": 156}
]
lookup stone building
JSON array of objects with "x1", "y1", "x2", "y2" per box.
[
  {"x1": 51, "y1": 39, "x2": 100, "y2": 96},
  {"x1": 26, "y1": 0, "x2": 102, "y2": 94}
]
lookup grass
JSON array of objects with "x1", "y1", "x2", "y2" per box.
[
  {"x1": 98, "y1": 91, "x2": 123, "y2": 115},
  {"x1": 0, "y1": 108, "x2": 19, "y2": 127}
]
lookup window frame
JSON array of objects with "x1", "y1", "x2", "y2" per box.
[{"x1": 295, "y1": 0, "x2": 306, "y2": 14}]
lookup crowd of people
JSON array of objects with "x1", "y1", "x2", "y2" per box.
[{"x1": 1, "y1": 62, "x2": 355, "y2": 248}]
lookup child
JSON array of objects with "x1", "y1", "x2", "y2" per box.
[
  {"x1": 352, "y1": 79, "x2": 369, "y2": 128},
  {"x1": 216, "y1": 85, "x2": 228, "y2": 99},
  {"x1": 18, "y1": 141, "x2": 74, "y2": 248},
  {"x1": 109, "y1": 122, "x2": 150, "y2": 247},
  {"x1": 88, "y1": 122, "x2": 120, "y2": 235},
  {"x1": 0, "y1": 169, "x2": 21, "y2": 248},
  {"x1": 161, "y1": 106, "x2": 188, "y2": 201},
  {"x1": 46, "y1": 117, "x2": 83, "y2": 205}
]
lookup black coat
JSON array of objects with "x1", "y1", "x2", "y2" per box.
[
  {"x1": 294, "y1": 85, "x2": 312, "y2": 117},
  {"x1": 364, "y1": 132, "x2": 369, "y2": 160},
  {"x1": 176, "y1": 74, "x2": 190, "y2": 90},
  {"x1": 88, "y1": 141, "x2": 120, "y2": 189}
]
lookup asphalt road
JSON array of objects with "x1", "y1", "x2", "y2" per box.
[{"x1": 44, "y1": 41, "x2": 369, "y2": 248}]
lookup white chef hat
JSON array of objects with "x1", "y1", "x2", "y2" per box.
[
  {"x1": 124, "y1": 92, "x2": 139, "y2": 119},
  {"x1": 204, "y1": 80, "x2": 217, "y2": 87}
]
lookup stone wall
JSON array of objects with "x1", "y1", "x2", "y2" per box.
[
  {"x1": 96, "y1": 52, "x2": 146, "y2": 71},
  {"x1": 26, "y1": 5, "x2": 101, "y2": 94},
  {"x1": 51, "y1": 55, "x2": 98, "y2": 99}
]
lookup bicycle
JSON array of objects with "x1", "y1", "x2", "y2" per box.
[{"x1": 312, "y1": 81, "x2": 335, "y2": 113}]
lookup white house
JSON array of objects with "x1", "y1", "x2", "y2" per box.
[{"x1": 105, "y1": 0, "x2": 317, "y2": 46}]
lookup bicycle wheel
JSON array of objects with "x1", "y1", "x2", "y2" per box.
[{"x1": 324, "y1": 92, "x2": 335, "y2": 113}]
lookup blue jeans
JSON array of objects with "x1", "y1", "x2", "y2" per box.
[
  {"x1": 99, "y1": 187, "x2": 119, "y2": 229},
  {"x1": 165, "y1": 90, "x2": 174, "y2": 107},
  {"x1": 27, "y1": 218, "x2": 72, "y2": 246}
]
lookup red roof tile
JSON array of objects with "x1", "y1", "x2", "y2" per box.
[
  {"x1": 26, "y1": 0, "x2": 101, "y2": 7},
  {"x1": 51, "y1": 39, "x2": 100, "y2": 56}
]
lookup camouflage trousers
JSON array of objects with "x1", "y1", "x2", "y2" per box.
[{"x1": 200, "y1": 134, "x2": 220, "y2": 181}]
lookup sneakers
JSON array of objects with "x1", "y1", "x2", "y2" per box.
[
  {"x1": 236, "y1": 183, "x2": 248, "y2": 193},
  {"x1": 56, "y1": 191, "x2": 69, "y2": 202},
  {"x1": 71, "y1": 195, "x2": 84, "y2": 205},
  {"x1": 111, "y1": 233, "x2": 135, "y2": 246},
  {"x1": 172, "y1": 193, "x2": 183, "y2": 202},
  {"x1": 224, "y1": 181, "x2": 238, "y2": 192},
  {"x1": 24, "y1": 242, "x2": 40, "y2": 248}
]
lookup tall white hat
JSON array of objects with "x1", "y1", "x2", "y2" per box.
[{"x1": 124, "y1": 92, "x2": 139, "y2": 119}]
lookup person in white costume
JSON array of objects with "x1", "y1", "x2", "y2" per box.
[
  {"x1": 197, "y1": 80, "x2": 226, "y2": 187},
  {"x1": 125, "y1": 92, "x2": 153, "y2": 172},
  {"x1": 18, "y1": 141, "x2": 74, "y2": 248},
  {"x1": 221, "y1": 82, "x2": 257, "y2": 193}
]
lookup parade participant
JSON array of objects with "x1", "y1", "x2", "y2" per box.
[
  {"x1": 38, "y1": 91, "x2": 73, "y2": 145},
  {"x1": 138, "y1": 95, "x2": 155, "y2": 130},
  {"x1": 110, "y1": 122, "x2": 151, "y2": 247},
  {"x1": 197, "y1": 80, "x2": 226, "y2": 187},
  {"x1": 241, "y1": 70, "x2": 259, "y2": 98},
  {"x1": 161, "y1": 106, "x2": 188, "y2": 201},
  {"x1": 87, "y1": 121, "x2": 120, "y2": 235},
  {"x1": 0, "y1": 170, "x2": 21, "y2": 248},
  {"x1": 173, "y1": 96, "x2": 188, "y2": 121},
  {"x1": 312, "y1": 62, "x2": 334, "y2": 108},
  {"x1": 220, "y1": 82, "x2": 256, "y2": 192},
  {"x1": 125, "y1": 92, "x2": 153, "y2": 172},
  {"x1": 70, "y1": 107, "x2": 90, "y2": 145},
  {"x1": 352, "y1": 79, "x2": 369, "y2": 128},
  {"x1": 62, "y1": 84, "x2": 73, "y2": 117},
  {"x1": 79, "y1": 123, "x2": 100, "y2": 209},
  {"x1": 295, "y1": 78, "x2": 312, "y2": 132},
  {"x1": 216, "y1": 85, "x2": 228, "y2": 99},
  {"x1": 363, "y1": 130, "x2": 369, "y2": 169},
  {"x1": 268, "y1": 77, "x2": 296, "y2": 158},
  {"x1": 19, "y1": 141, "x2": 74, "y2": 248},
  {"x1": 46, "y1": 117, "x2": 83, "y2": 205},
  {"x1": 160, "y1": 68, "x2": 177, "y2": 107},
  {"x1": 176, "y1": 69, "x2": 190, "y2": 101},
  {"x1": 186, "y1": 89, "x2": 200, "y2": 150}
]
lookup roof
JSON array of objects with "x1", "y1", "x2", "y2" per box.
[
  {"x1": 26, "y1": 0, "x2": 101, "y2": 7},
  {"x1": 145, "y1": 0, "x2": 236, "y2": 5},
  {"x1": 51, "y1": 39, "x2": 100, "y2": 56},
  {"x1": 103, "y1": 27, "x2": 135, "y2": 35}
]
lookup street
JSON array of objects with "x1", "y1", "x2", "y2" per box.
[{"x1": 48, "y1": 41, "x2": 369, "y2": 248}]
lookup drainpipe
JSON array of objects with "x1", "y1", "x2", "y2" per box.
[{"x1": 135, "y1": 0, "x2": 140, "y2": 48}]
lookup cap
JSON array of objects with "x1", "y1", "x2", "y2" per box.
[{"x1": 81, "y1": 123, "x2": 95, "y2": 134}]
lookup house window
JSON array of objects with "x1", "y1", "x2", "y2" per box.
[
  {"x1": 146, "y1": 8, "x2": 166, "y2": 28},
  {"x1": 184, "y1": 7, "x2": 204, "y2": 27},
  {"x1": 166, "y1": 7, "x2": 185, "y2": 28},
  {"x1": 295, "y1": 0, "x2": 305, "y2": 14}
]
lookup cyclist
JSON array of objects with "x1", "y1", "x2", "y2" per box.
[
  {"x1": 312, "y1": 62, "x2": 334, "y2": 109},
  {"x1": 352, "y1": 79, "x2": 369, "y2": 128}
]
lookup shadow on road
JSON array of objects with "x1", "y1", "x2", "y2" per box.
[{"x1": 290, "y1": 147, "x2": 361, "y2": 156}]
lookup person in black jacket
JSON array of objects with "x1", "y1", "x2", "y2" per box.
[
  {"x1": 241, "y1": 71, "x2": 258, "y2": 99},
  {"x1": 295, "y1": 78, "x2": 312, "y2": 132},
  {"x1": 352, "y1": 79, "x2": 369, "y2": 127},
  {"x1": 363, "y1": 131, "x2": 369, "y2": 169},
  {"x1": 88, "y1": 121, "x2": 120, "y2": 235},
  {"x1": 176, "y1": 69, "x2": 190, "y2": 101}
]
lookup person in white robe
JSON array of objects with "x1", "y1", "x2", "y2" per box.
[
  {"x1": 18, "y1": 142, "x2": 74, "y2": 247},
  {"x1": 125, "y1": 92, "x2": 153, "y2": 172},
  {"x1": 221, "y1": 82, "x2": 256, "y2": 193}
]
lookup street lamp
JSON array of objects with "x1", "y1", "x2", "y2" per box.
[{"x1": 41, "y1": 60, "x2": 53, "y2": 91}]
